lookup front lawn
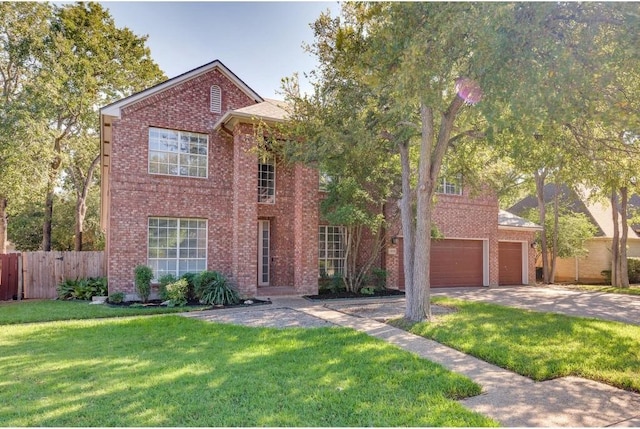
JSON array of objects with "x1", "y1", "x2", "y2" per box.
[
  {"x1": 558, "y1": 284, "x2": 640, "y2": 296},
  {"x1": 0, "y1": 300, "x2": 209, "y2": 325},
  {"x1": 0, "y1": 315, "x2": 496, "y2": 427},
  {"x1": 391, "y1": 297, "x2": 640, "y2": 393}
]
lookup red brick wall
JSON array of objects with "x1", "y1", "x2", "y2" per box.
[
  {"x1": 106, "y1": 67, "x2": 320, "y2": 298},
  {"x1": 384, "y1": 187, "x2": 507, "y2": 288}
]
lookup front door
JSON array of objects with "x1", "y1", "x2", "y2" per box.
[{"x1": 258, "y1": 220, "x2": 270, "y2": 286}]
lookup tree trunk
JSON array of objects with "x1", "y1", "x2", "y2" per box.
[
  {"x1": 611, "y1": 189, "x2": 620, "y2": 287},
  {"x1": 534, "y1": 170, "x2": 550, "y2": 283},
  {"x1": 405, "y1": 97, "x2": 464, "y2": 322},
  {"x1": 42, "y1": 188, "x2": 54, "y2": 251},
  {"x1": 619, "y1": 186, "x2": 629, "y2": 287},
  {"x1": 408, "y1": 103, "x2": 435, "y2": 322},
  {"x1": 398, "y1": 140, "x2": 415, "y2": 313},
  {"x1": 74, "y1": 198, "x2": 86, "y2": 251},
  {"x1": 550, "y1": 182, "x2": 560, "y2": 283},
  {"x1": 73, "y1": 153, "x2": 100, "y2": 251},
  {"x1": 0, "y1": 197, "x2": 7, "y2": 254}
]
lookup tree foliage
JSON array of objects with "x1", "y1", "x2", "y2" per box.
[{"x1": 0, "y1": 2, "x2": 165, "y2": 251}]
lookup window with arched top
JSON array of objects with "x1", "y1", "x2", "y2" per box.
[{"x1": 210, "y1": 85, "x2": 221, "y2": 113}]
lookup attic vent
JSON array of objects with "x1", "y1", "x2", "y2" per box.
[{"x1": 210, "y1": 85, "x2": 221, "y2": 113}]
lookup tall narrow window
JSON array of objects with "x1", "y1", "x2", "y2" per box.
[
  {"x1": 318, "y1": 225, "x2": 346, "y2": 277},
  {"x1": 210, "y1": 85, "x2": 221, "y2": 113},
  {"x1": 258, "y1": 156, "x2": 275, "y2": 204}
]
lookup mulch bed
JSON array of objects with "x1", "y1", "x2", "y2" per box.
[
  {"x1": 304, "y1": 289, "x2": 405, "y2": 301},
  {"x1": 106, "y1": 298, "x2": 271, "y2": 310}
]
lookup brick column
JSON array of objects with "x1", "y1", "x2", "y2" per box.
[
  {"x1": 293, "y1": 164, "x2": 319, "y2": 294},
  {"x1": 232, "y1": 124, "x2": 258, "y2": 297}
]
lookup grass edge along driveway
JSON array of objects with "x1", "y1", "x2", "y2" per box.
[
  {"x1": 390, "y1": 297, "x2": 640, "y2": 393},
  {"x1": 0, "y1": 315, "x2": 497, "y2": 427}
]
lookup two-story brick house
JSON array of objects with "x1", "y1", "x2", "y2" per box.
[{"x1": 100, "y1": 60, "x2": 539, "y2": 300}]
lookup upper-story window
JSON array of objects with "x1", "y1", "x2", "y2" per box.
[
  {"x1": 258, "y1": 155, "x2": 275, "y2": 204},
  {"x1": 148, "y1": 127, "x2": 208, "y2": 178},
  {"x1": 437, "y1": 174, "x2": 463, "y2": 195},
  {"x1": 319, "y1": 171, "x2": 333, "y2": 191},
  {"x1": 210, "y1": 85, "x2": 222, "y2": 113}
]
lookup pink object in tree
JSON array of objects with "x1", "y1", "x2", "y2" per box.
[{"x1": 455, "y1": 77, "x2": 483, "y2": 105}]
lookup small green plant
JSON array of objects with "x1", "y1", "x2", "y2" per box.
[
  {"x1": 108, "y1": 291, "x2": 125, "y2": 304},
  {"x1": 164, "y1": 278, "x2": 188, "y2": 307},
  {"x1": 134, "y1": 265, "x2": 153, "y2": 303},
  {"x1": 360, "y1": 286, "x2": 375, "y2": 295},
  {"x1": 157, "y1": 273, "x2": 178, "y2": 301},
  {"x1": 194, "y1": 271, "x2": 239, "y2": 306},
  {"x1": 56, "y1": 277, "x2": 108, "y2": 300},
  {"x1": 371, "y1": 268, "x2": 388, "y2": 289},
  {"x1": 180, "y1": 272, "x2": 198, "y2": 301},
  {"x1": 628, "y1": 258, "x2": 640, "y2": 283}
]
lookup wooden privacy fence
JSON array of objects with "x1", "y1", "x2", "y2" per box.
[
  {"x1": 0, "y1": 253, "x2": 20, "y2": 300},
  {"x1": 0, "y1": 251, "x2": 105, "y2": 300}
]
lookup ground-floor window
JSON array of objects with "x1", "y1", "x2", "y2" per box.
[
  {"x1": 318, "y1": 225, "x2": 346, "y2": 277},
  {"x1": 148, "y1": 217, "x2": 207, "y2": 279}
]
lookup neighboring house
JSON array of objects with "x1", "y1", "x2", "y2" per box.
[
  {"x1": 509, "y1": 184, "x2": 640, "y2": 283},
  {"x1": 99, "y1": 59, "x2": 539, "y2": 300}
]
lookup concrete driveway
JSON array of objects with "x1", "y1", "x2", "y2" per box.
[{"x1": 430, "y1": 285, "x2": 640, "y2": 325}]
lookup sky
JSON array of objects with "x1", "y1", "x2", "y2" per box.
[{"x1": 99, "y1": 1, "x2": 342, "y2": 99}]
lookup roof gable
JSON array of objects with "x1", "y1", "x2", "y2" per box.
[
  {"x1": 100, "y1": 60, "x2": 263, "y2": 118},
  {"x1": 508, "y1": 183, "x2": 640, "y2": 238}
]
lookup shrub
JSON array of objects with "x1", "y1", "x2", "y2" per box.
[
  {"x1": 194, "y1": 271, "x2": 239, "y2": 306},
  {"x1": 134, "y1": 265, "x2": 153, "y2": 303},
  {"x1": 180, "y1": 272, "x2": 198, "y2": 301},
  {"x1": 108, "y1": 291, "x2": 125, "y2": 304},
  {"x1": 165, "y1": 278, "x2": 189, "y2": 307},
  {"x1": 56, "y1": 277, "x2": 108, "y2": 300},
  {"x1": 628, "y1": 258, "x2": 640, "y2": 283},
  {"x1": 601, "y1": 259, "x2": 640, "y2": 285},
  {"x1": 370, "y1": 268, "x2": 388, "y2": 289},
  {"x1": 157, "y1": 274, "x2": 177, "y2": 301}
]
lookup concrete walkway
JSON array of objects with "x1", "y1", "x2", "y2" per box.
[{"x1": 183, "y1": 287, "x2": 640, "y2": 427}]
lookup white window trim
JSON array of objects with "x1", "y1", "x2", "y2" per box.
[
  {"x1": 318, "y1": 225, "x2": 346, "y2": 277},
  {"x1": 258, "y1": 156, "x2": 276, "y2": 204},
  {"x1": 147, "y1": 217, "x2": 208, "y2": 280},
  {"x1": 437, "y1": 174, "x2": 463, "y2": 195},
  {"x1": 148, "y1": 127, "x2": 209, "y2": 179}
]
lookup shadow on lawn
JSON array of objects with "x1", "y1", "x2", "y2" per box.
[
  {"x1": 412, "y1": 298, "x2": 640, "y2": 392},
  {"x1": 0, "y1": 316, "x2": 495, "y2": 427}
]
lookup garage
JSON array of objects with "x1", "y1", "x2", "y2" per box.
[
  {"x1": 431, "y1": 239, "x2": 484, "y2": 287},
  {"x1": 498, "y1": 241, "x2": 523, "y2": 285},
  {"x1": 398, "y1": 238, "x2": 484, "y2": 288}
]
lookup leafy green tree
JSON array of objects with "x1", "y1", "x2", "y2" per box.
[
  {"x1": 0, "y1": 2, "x2": 52, "y2": 252},
  {"x1": 27, "y1": 2, "x2": 165, "y2": 250},
  {"x1": 522, "y1": 206, "x2": 597, "y2": 282},
  {"x1": 283, "y1": 3, "x2": 504, "y2": 321}
]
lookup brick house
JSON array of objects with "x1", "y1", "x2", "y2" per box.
[{"x1": 100, "y1": 60, "x2": 539, "y2": 300}]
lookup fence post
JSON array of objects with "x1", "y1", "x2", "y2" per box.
[{"x1": 17, "y1": 253, "x2": 23, "y2": 300}]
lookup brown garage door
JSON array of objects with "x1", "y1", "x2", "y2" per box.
[
  {"x1": 431, "y1": 239, "x2": 484, "y2": 287},
  {"x1": 499, "y1": 241, "x2": 523, "y2": 285},
  {"x1": 398, "y1": 239, "x2": 484, "y2": 288}
]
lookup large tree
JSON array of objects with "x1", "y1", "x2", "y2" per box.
[
  {"x1": 0, "y1": 2, "x2": 52, "y2": 253},
  {"x1": 284, "y1": 3, "x2": 502, "y2": 321},
  {"x1": 27, "y1": 2, "x2": 165, "y2": 250}
]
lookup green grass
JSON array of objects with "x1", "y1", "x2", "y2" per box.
[
  {"x1": 391, "y1": 297, "x2": 640, "y2": 393},
  {"x1": 559, "y1": 284, "x2": 640, "y2": 296},
  {"x1": 0, "y1": 315, "x2": 496, "y2": 427},
  {"x1": 0, "y1": 300, "x2": 208, "y2": 325}
]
